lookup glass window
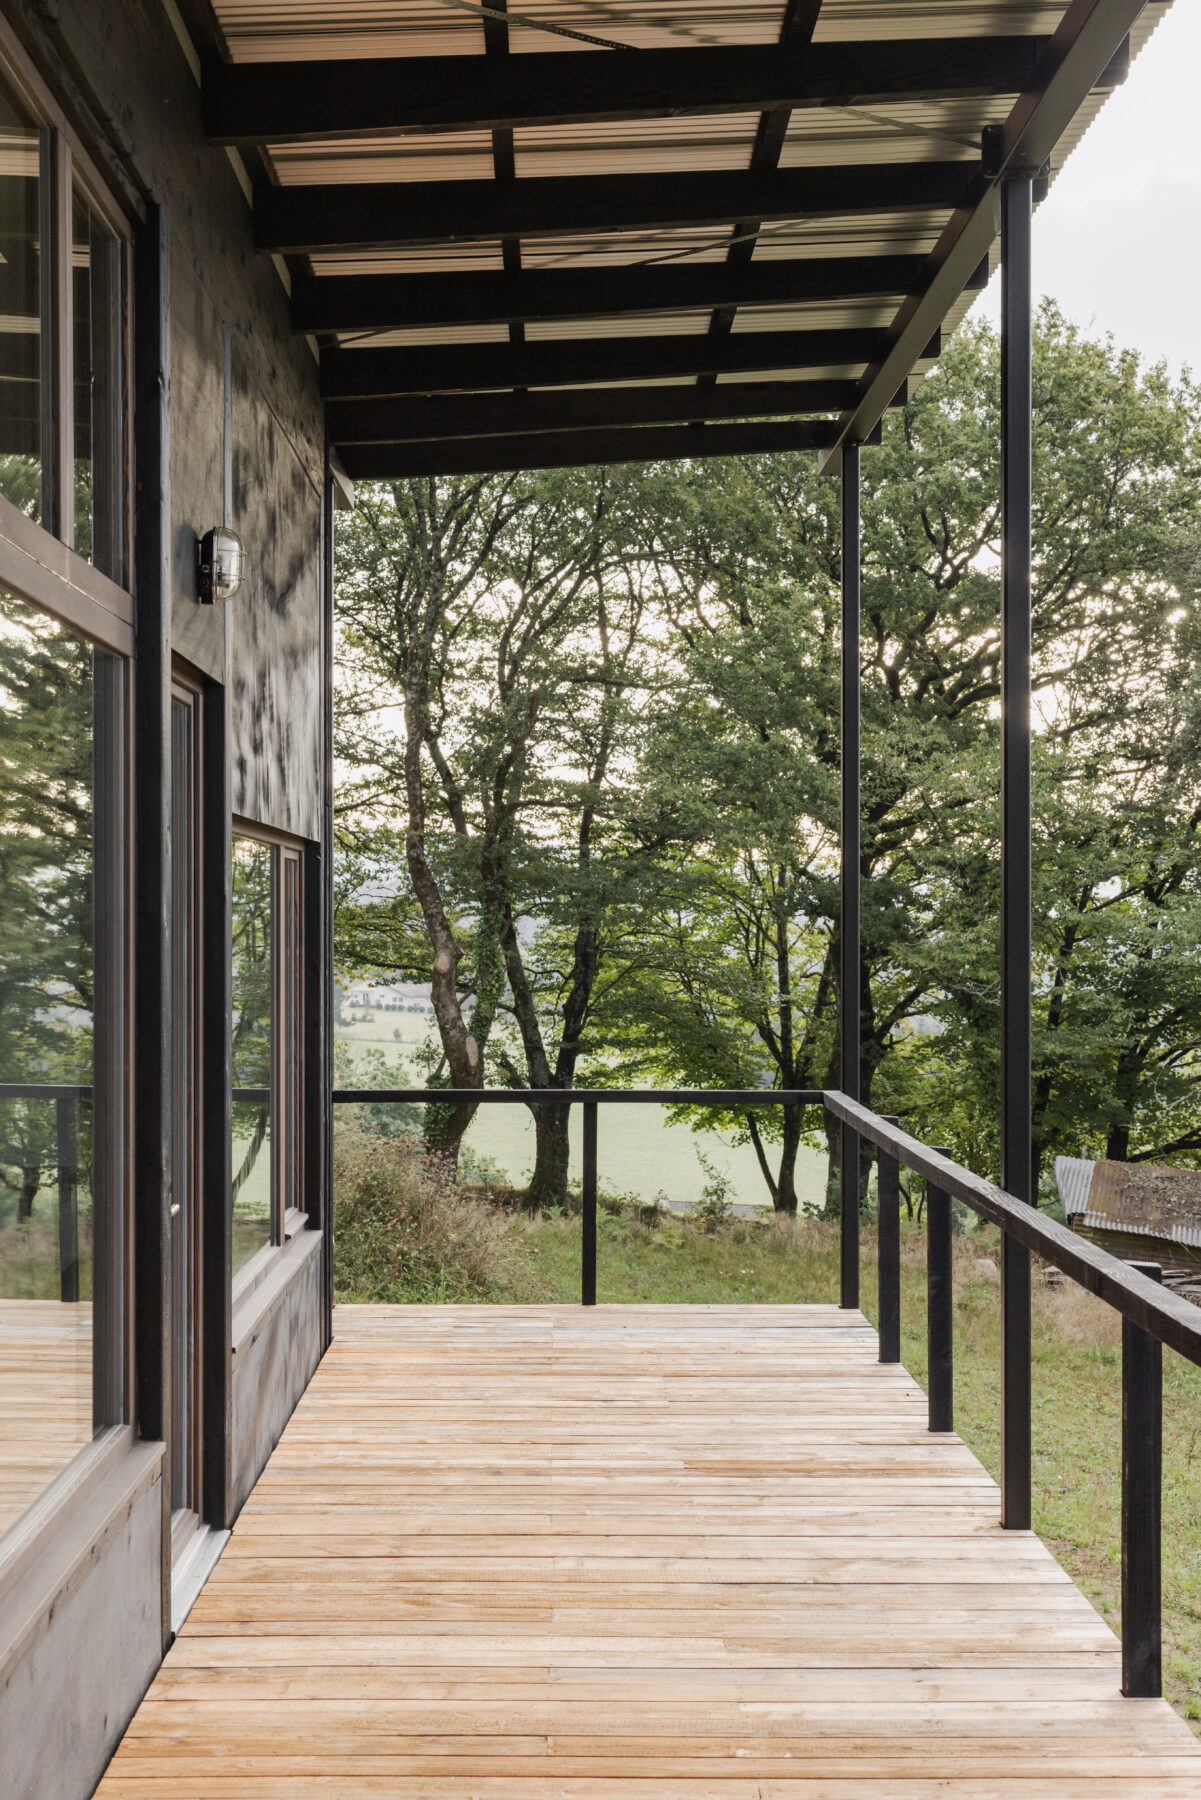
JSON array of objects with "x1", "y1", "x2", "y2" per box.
[
  {"x1": 0, "y1": 585, "x2": 124, "y2": 1543},
  {"x1": 71, "y1": 187, "x2": 123, "y2": 578},
  {"x1": 0, "y1": 67, "x2": 44, "y2": 524},
  {"x1": 231, "y1": 835, "x2": 305, "y2": 1281},
  {"x1": 231, "y1": 836, "x2": 272, "y2": 1275}
]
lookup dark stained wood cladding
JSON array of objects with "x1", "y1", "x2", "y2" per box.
[
  {"x1": 256, "y1": 162, "x2": 977, "y2": 254},
  {"x1": 203, "y1": 37, "x2": 1050, "y2": 144},
  {"x1": 52, "y1": 0, "x2": 325, "y2": 841}
]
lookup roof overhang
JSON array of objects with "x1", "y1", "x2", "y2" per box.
[{"x1": 185, "y1": 0, "x2": 1169, "y2": 478}]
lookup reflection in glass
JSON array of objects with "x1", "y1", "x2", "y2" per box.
[
  {"x1": 72, "y1": 187, "x2": 123, "y2": 577},
  {"x1": 0, "y1": 587, "x2": 123, "y2": 1542},
  {"x1": 0, "y1": 66, "x2": 43, "y2": 522},
  {"x1": 232, "y1": 835, "x2": 272, "y2": 1274}
]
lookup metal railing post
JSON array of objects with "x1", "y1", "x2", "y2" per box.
[
  {"x1": 581, "y1": 1100, "x2": 597, "y2": 1307},
  {"x1": 1001, "y1": 1228, "x2": 1032, "y2": 1528},
  {"x1": 926, "y1": 1148, "x2": 953, "y2": 1432},
  {"x1": 1122, "y1": 1261, "x2": 1162, "y2": 1698},
  {"x1": 57, "y1": 1091, "x2": 79, "y2": 1305},
  {"x1": 877, "y1": 1115, "x2": 900, "y2": 1363}
]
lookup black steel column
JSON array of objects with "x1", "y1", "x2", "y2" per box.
[
  {"x1": 839, "y1": 442, "x2": 861, "y2": 1312},
  {"x1": 1000, "y1": 172, "x2": 1034, "y2": 1530},
  {"x1": 133, "y1": 204, "x2": 173, "y2": 1646}
]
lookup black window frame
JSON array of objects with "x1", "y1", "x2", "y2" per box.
[
  {"x1": 230, "y1": 823, "x2": 308, "y2": 1303},
  {"x1": 0, "y1": 25, "x2": 134, "y2": 1594}
]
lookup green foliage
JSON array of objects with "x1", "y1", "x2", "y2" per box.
[
  {"x1": 334, "y1": 305, "x2": 1201, "y2": 1204},
  {"x1": 692, "y1": 1149, "x2": 737, "y2": 1231},
  {"x1": 0, "y1": 591, "x2": 97, "y2": 1252}
]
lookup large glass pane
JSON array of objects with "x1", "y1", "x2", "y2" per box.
[
  {"x1": 0, "y1": 586, "x2": 123, "y2": 1543},
  {"x1": 72, "y1": 187, "x2": 123, "y2": 578},
  {"x1": 0, "y1": 67, "x2": 44, "y2": 523},
  {"x1": 232, "y1": 835, "x2": 272, "y2": 1275}
]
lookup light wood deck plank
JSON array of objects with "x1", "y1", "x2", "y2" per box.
[{"x1": 96, "y1": 1303, "x2": 1201, "y2": 1797}]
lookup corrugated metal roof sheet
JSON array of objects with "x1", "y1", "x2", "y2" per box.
[
  {"x1": 1057, "y1": 1154, "x2": 1201, "y2": 1254},
  {"x1": 205, "y1": 0, "x2": 1176, "y2": 458}
]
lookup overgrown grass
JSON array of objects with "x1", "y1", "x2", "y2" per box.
[
  {"x1": 333, "y1": 1125, "x2": 517, "y2": 1303},
  {"x1": 332, "y1": 1139, "x2": 1201, "y2": 1732}
]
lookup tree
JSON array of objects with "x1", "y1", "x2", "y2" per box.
[
  {"x1": 335, "y1": 468, "x2": 664, "y2": 1199},
  {"x1": 602, "y1": 305, "x2": 1201, "y2": 1204},
  {"x1": 334, "y1": 305, "x2": 1201, "y2": 1216},
  {"x1": 0, "y1": 591, "x2": 95, "y2": 1252}
]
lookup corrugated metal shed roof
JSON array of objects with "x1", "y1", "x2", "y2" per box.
[
  {"x1": 1057, "y1": 1155, "x2": 1201, "y2": 1255},
  {"x1": 196, "y1": 0, "x2": 1175, "y2": 471}
]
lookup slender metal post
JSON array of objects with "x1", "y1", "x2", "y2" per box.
[
  {"x1": 839, "y1": 441, "x2": 861, "y2": 1311},
  {"x1": 56, "y1": 1093, "x2": 79, "y2": 1305},
  {"x1": 876, "y1": 1115, "x2": 900, "y2": 1363},
  {"x1": 581, "y1": 1100, "x2": 597, "y2": 1306},
  {"x1": 1000, "y1": 170, "x2": 1034, "y2": 1529},
  {"x1": 926, "y1": 1149, "x2": 953, "y2": 1433},
  {"x1": 1122, "y1": 1262, "x2": 1162, "y2": 1698}
]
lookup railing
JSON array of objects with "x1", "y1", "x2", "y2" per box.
[
  {"x1": 333, "y1": 1080, "x2": 1201, "y2": 1702},
  {"x1": 0, "y1": 1082, "x2": 92, "y2": 1304}
]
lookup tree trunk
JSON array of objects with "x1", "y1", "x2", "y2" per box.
[
  {"x1": 527, "y1": 1104, "x2": 571, "y2": 1209},
  {"x1": 821, "y1": 1109, "x2": 841, "y2": 1220},
  {"x1": 773, "y1": 1104, "x2": 806, "y2": 1216},
  {"x1": 17, "y1": 1164, "x2": 39, "y2": 1222}
]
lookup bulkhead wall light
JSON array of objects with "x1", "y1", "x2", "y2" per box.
[{"x1": 197, "y1": 525, "x2": 245, "y2": 604}]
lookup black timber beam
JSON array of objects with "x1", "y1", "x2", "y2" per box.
[
  {"x1": 294, "y1": 253, "x2": 931, "y2": 334},
  {"x1": 327, "y1": 379, "x2": 900, "y2": 444},
  {"x1": 338, "y1": 417, "x2": 841, "y2": 479},
  {"x1": 320, "y1": 326, "x2": 939, "y2": 398},
  {"x1": 819, "y1": 0, "x2": 1134, "y2": 468},
  {"x1": 204, "y1": 37, "x2": 1049, "y2": 144},
  {"x1": 257, "y1": 161, "x2": 975, "y2": 254}
]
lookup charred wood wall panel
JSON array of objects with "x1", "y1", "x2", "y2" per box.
[{"x1": 43, "y1": 0, "x2": 325, "y2": 839}]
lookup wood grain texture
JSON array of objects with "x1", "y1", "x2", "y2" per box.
[
  {"x1": 96, "y1": 1304, "x2": 1201, "y2": 1797},
  {"x1": 0, "y1": 1299, "x2": 93, "y2": 1536}
]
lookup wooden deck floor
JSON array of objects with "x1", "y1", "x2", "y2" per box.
[
  {"x1": 0, "y1": 1298, "x2": 93, "y2": 1537},
  {"x1": 98, "y1": 1303, "x2": 1201, "y2": 1798}
]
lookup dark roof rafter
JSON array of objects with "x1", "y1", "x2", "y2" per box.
[
  {"x1": 327, "y1": 378, "x2": 901, "y2": 445},
  {"x1": 320, "y1": 326, "x2": 940, "y2": 398},
  {"x1": 819, "y1": 0, "x2": 1135, "y2": 467},
  {"x1": 294, "y1": 253, "x2": 935, "y2": 334},
  {"x1": 338, "y1": 418, "x2": 841, "y2": 480},
  {"x1": 257, "y1": 161, "x2": 975, "y2": 255},
  {"x1": 204, "y1": 37, "x2": 1051, "y2": 145}
]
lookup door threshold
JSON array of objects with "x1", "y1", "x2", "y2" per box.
[{"x1": 170, "y1": 1522, "x2": 230, "y2": 1636}]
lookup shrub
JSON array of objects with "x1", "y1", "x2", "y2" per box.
[{"x1": 333, "y1": 1124, "x2": 515, "y2": 1302}]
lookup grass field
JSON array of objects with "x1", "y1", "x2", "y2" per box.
[
  {"x1": 335, "y1": 1020, "x2": 827, "y2": 1211},
  {"x1": 332, "y1": 1122, "x2": 1201, "y2": 1736}
]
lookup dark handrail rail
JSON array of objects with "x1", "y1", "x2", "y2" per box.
[
  {"x1": 0, "y1": 1082, "x2": 93, "y2": 1100},
  {"x1": 824, "y1": 1089, "x2": 1201, "y2": 1369},
  {"x1": 332, "y1": 1087, "x2": 823, "y2": 1106}
]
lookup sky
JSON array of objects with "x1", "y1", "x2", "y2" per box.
[{"x1": 971, "y1": 1, "x2": 1201, "y2": 379}]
